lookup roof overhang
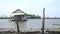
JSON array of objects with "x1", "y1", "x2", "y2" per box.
[{"x1": 11, "y1": 13, "x2": 25, "y2": 16}]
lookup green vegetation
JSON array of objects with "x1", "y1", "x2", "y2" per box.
[{"x1": 26, "y1": 14, "x2": 41, "y2": 19}]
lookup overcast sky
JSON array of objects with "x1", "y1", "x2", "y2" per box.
[{"x1": 0, "y1": 0, "x2": 60, "y2": 17}]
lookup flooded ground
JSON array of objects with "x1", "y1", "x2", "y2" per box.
[{"x1": 0, "y1": 19, "x2": 60, "y2": 32}]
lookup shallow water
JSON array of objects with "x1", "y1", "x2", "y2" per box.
[{"x1": 0, "y1": 19, "x2": 60, "y2": 32}]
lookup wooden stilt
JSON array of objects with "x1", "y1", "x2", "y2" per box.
[
  {"x1": 42, "y1": 8, "x2": 45, "y2": 34},
  {"x1": 15, "y1": 20, "x2": 20, "y2": 34}
]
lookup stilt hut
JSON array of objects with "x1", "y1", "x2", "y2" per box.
[{"x1": 11, "y1": 9, "x2": 27, "y2": 21}]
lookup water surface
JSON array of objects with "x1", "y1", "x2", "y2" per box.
[{"x1": 0, "y1": 19, "x2": 60, "y2": 32}]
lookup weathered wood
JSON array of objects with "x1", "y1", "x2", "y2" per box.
[
  {"x1": 15, "y1": 20, "x2": 20, "y2": 34},
  {"x1": 42, "y1": 8, "x2": 45, "y2": 34}
]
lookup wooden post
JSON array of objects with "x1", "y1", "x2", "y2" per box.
[
  {"x1": 15, "y1": 20, "x2": 20, "y2": 34},
  {"x1": 42, "y1": 8, "x2": 45, "y2": 34}
]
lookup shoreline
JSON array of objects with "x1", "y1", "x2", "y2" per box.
[{"x1": 0, "y1": 18, "x2": 60, "y2": 19}]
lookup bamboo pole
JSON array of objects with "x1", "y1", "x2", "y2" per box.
[{"x1": 42, "y1": 8, "x2": 45, "y2": 34}]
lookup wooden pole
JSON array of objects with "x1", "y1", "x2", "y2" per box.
[
  {"x1": 15, "y1": 20, "x2": 20, "y2": 34},
  {"x1": 42, "y1": 8, "x2": 45, "y2": 34}
]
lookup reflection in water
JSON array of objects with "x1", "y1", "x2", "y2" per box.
[{"x1": 18, "y1": 21, "x2": 27, "y2": 31}]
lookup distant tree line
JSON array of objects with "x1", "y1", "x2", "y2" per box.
[
  {"x1": 0, "y1": 14, "x2": 41, "y2": 19},
  {"x1": 0, "y1": 15, "x2": 10, "y2": 19},
  {"x1": 1, "y1": 14, "x2": 60, "y2": 19},
  {"x1": 26, "y1": 14, "x2": 41, "y2": 19}
]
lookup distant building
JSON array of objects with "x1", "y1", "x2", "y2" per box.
[{"x1": 11, "y1": 9, "x2": 27, "y2": 21}]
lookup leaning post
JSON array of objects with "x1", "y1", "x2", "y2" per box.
[{"x1": 42, "y1": 8, "x2": 45, "y2": 34}]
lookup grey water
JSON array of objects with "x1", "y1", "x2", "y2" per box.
[{"x1": 0, "y1": 19, "x2": 60, "y2": 32}]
